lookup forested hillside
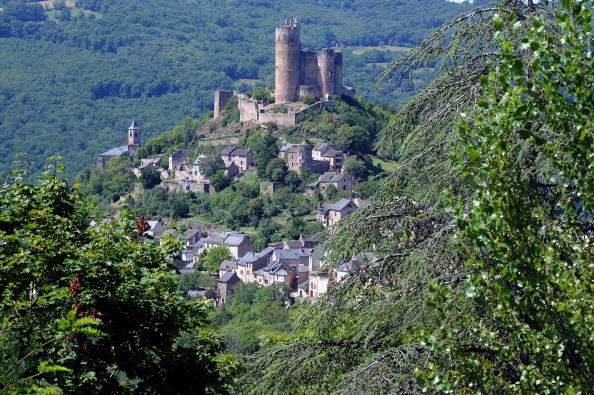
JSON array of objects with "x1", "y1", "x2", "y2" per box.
[{"x1": 0, "y1": 0, "x2": 473, "y2": 178}]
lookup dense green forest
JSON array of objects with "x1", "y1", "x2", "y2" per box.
[{"x1": 0, "y1": 0, "x2": 473, "y2": 178}]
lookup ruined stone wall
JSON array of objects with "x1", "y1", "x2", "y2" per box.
[
  {"x1": 258, "y1": 112, "x2": 296, "y2": 126},
  {"x1": 237, "y1": 95, "x2": 259, "y2": 123},
  {"x1": 214, "y1": 90, "x2": 235, "y2": 118},
  {"x1": 169, "y1": 148, "x2": 188, "y2": 170}
]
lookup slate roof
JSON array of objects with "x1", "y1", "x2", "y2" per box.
[
  {"x1": 219, "y1": 259, "x2": 235, "y2": 271},
  {"x1": 147, "y1": 221, "x2": 160, "y2": 230},
  {"x1": 232, "y1": 148, "x2": 250, "y2": 156},
  {"x1": 335, "y1": 259, "x2": 362, "y2": 272},
  {"x1": 204, "y1": 231, "x2": 250, "y2": 247},
  {"x1": 313, "y1": 142, "x2": 331, "y2": 152},
  {"x1": 263, "y1": 261, "x2": 293, "y2": 276},
  {"x1": 218, "y1": 272, "x2": 240, "y2": 285},
  {"x1": 329, "y1": 198, "x2": 353, "y2": 211},
  {"x1": 321, "y1": 149, "x2": 341, "y2": 158},
  {"x1": 280, "y1": 144, "x2": 295, "y2": 153},
  {"x1": 100, "y1": 145, "x2": 128, "y2": 157},
  {"x1": 221, "y1": 146, "x2": 236, "y2": 156},
  {"x1": 319, "y1": 172, "x2": 346, "y2": 183},
  {"x1": 138, "y1": 157, "x2": 161, "y2": 170},
  {"x1": 180, "y1": 229, "x2": 201, "y2": 242},
  {"x1": 129, "y1": 120, "x2": 140, "y2": 129},
  {"x1": 283, "y1": 240, "x2": 302, "y2": 249},
  {"x1": 161, "y1": 229, "x2": 177, "y2": 238},
  {"x1": 273, "y1": 248, "x2": 314, "y2": 261},
  {"x1": 225, "y1": 235, "x2": 246, "y2": 247}
]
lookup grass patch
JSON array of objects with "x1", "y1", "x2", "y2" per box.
[{"x1": 370, "y1": 155, "x2": 399, "y2": 172}]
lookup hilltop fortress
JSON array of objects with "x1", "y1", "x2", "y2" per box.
[
  {"x1": 214, "y1": 18, "x2": 353, "y2": 127},
  {"x1": 274, "y1": 17, "x2": 343, "y2": 103}
]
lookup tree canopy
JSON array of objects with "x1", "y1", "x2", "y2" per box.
[{"x1": 0, "y1": 160, "x2": 240, "y2": 393}]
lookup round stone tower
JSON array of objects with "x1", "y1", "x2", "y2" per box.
[
  {"x1": 317, "y1": 48, "x2": 336, "y2": 98},
  {"x1": 275, "y1": 18, "x2": 301, "y2": 104}
]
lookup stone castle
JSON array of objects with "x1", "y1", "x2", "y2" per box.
[
  {"x1": 214, "y1": 18, "x2": 352, "y2": 127},
  {"x1": 275, "y1": 17, "x2": 343, "y2": 103}
]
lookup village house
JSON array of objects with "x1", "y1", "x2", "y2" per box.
[
  {"x1": 217, "y1": 272, "x2": 241, "y2": 305},
  {"x1": 253, "y1": 260, "x2": 297, "y2": 288},
  {"x1": 145, "y1": 220, "x2": 164, "y2": 239},
  {"x1": 203, "y1": 231, "x2": 254, "y2": 259},
  {"x1": 334, "y1": 258, "x2": 362, "y2": 282},
  {"x1": 234, "y1": 247, "x2": 275, "y2": 283},
  {"x1": 308, "y1": 172, "x2": 353, "y2": 194},
  {"x1": 309, "y1": 270, "x2": 329, "y2": 298},
  {"x1": 169, "y1": 148, "x2": 190, "y2": 171},
  {"x1": 192, "y1": 155, "x2": 207, "y2": 182},
  {"x1": 317, "y1": 198, "x2": 359, "y2": 227},
  {"x1": 219, "y1": 259, "x2": 235, "y2": 278},
  {"x1": 220, "y1": 146, "x2": 254, "y2": 172},
  {"x1": 285, "y1": 141, "x2": 313, "y2": 173},
  {"x1": 312, "y1": 143, "x2": 345, "y2": 171}
]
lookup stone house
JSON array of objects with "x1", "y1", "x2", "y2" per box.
[
  {"x1": 272, "y1": 248, "x2": 315, "y2": 268},
  {"x1": 253, "y1": 261, "x2": 297, "y2": 288},
  {"x1": 308, "y1": 172, "x2": 353, "y2": 194},
  {"x1": 145, "y1": 221, "x2": 164, "y2": 239},
  {"x1": 309, "y1": 270, "x2": 329, "y2": 298},
  {"x1": 224, "y1": 162, "x2": 240, "y2": 179},
  {"x1": 334, "y1": 258, "x2": 362, "y2": 282},
  {"x1": 220, "y1": 146, "x2": 254, "y2": 171},
  {"x1": 317, "y1": 198, "x2": 358, "y2": 227},
  {"x1": 203, "y1": 231, "x2": 254, "y2": 259},
  {"x1": 285, "y1": 141, "x2": 312, "y2": 173},
  {"x1": 217, "y1": 272, "x2": 240, "y2": 305},
  {"x1": 234, "y1": 247, "x2": 274, "y2": 283},
  {"x1": 169, "y1": 148, "x2": 190, "y2": 171},
  {"x1": 219, "y1": 259, "x2": 235, "y2": 278},
  {"x1": 312, "y1": 143, "x2": 345, "y2": 170}
]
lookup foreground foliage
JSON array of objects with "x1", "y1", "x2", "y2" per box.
[
  {"x1": 423, "y1": 1, "x2": 594, "y2": 392},
  {"x1": 241, "y1": 0, "x2": 594, "y2": 393},
  {"x1": 0, "y1": 161, "x2": 240, "y2": 393}
]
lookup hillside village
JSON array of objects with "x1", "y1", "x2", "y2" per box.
[{"x1": 93, "y1": 19, "x2": 375, "y2": 305}]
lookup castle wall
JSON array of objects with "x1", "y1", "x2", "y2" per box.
[
  {"x1": 238, "y1": 95, "x2": 259, "y2": 123},
  {"x1": 298, "y1": 85, "x2": 321, "y2": 100},
  {"x1": 259, "y1": 112, "x2": 296, "y2": 126},
  {"x1": 300, "y1": 51, "x2": 320, "y2": 87},
  {"x1": 214, "y1": 90, "x2": 235, "y2": 118}
]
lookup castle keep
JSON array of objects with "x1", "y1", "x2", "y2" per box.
[
  {"x1": 275, "y1": 18, "x2": 343, "y2": 103},
  {"x1": 213, "y1": 18, "x2": 352, "y2": 127}
]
